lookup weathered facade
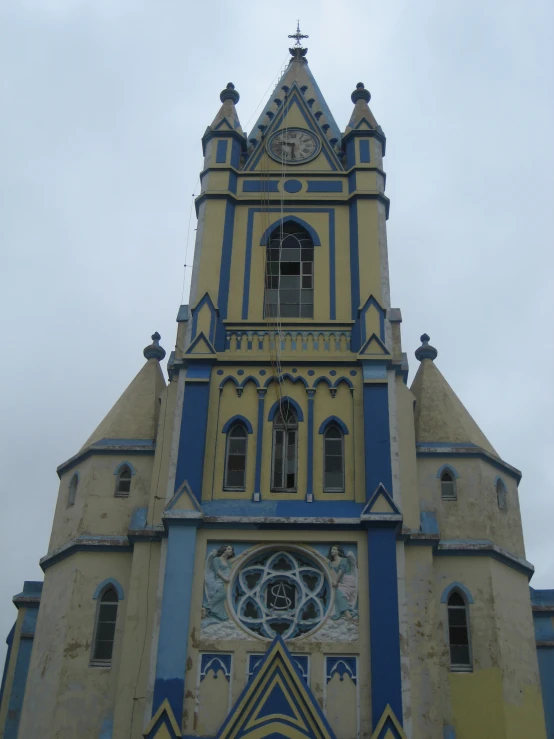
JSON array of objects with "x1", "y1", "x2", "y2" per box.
[{"x1": 1, "y1": 35, "x2": 552, "y2": 739}]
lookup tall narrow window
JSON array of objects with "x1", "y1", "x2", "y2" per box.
[
  {"x1": 440, "y1": 470, "x2": 456, "y2": 500},
  {"x1": 496, "y1": 479, "x2": 507, "y2": 511},
  {"x1": 447, "y1": 591, "x2": 472, "y2": 670},
  {"x1": 91, "y1": 587, "x2": 118, "y2": 665},
  {"x1": 264, "y1": 222, "x2": 314, "y2": 318},
  {"x1": 68, "y1": 473, "x2": 79, "y2": 507},
  {"x1": 224, "y1": 424, "x2": 248, "y2": 491},
  {"x1": 323, "y1": 425, "x2": 344, "y2": 492},
  {"x1": 271, "y1": 402, "x2": 298, "y2": 492},
  {"x1": 115, "y1": 465, "x2": 132, "y2": 497}
]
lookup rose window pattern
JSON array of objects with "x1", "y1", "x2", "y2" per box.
[{"x1": 230, "y1": 547, "x2": 332, "y2": 640}]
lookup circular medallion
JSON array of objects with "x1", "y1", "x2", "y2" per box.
[{"x1": 267, "y1": 128, "x2": 321, "y2": 165}]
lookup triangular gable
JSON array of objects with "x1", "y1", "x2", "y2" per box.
[
  {"x1": 185, "y1": 332, "x2": 216, "y2": 355},
  {"x1": 245, "y1": 84, "x2": 341, "y2": 173},
  {"x1": 164, "y1": 480, "x2": 203, "y2": 519},
  {"x1": 143, "y1": 698, "x2": 181, "y2": 739},
  {"x1": 218, "y1": 636, "x2": 336, "y2": 739},
  {"x1": 370, "y1": 705, "x2": 407, "y2": 739},
  {"x1": 358, "y1": 333, "x2": 390, "y2": 357},
  {"x1": 213, "y1": 118, "x2": 235, "y2": 131},
  {"x1": 361, "y1": 483, "x2": 401, "y2": 519},
  {"x1": 354, "y1": 117, "x2": 375, "y2": 131}
]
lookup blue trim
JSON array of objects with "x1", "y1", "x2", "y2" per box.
[
  {"x1": 219, "y1": 375, "x2": 239, "y2": 389},
  {"x1": 264, "y1": 373, "x2": 308, "y2": 388},
  {"x1": 243, "y1": 180, "x2": 279, "y2": 193},
  {"x1": 284, "y1": 179, "x2": 302, "y2": 193},
  {"x1": 307, "y1": 392, "x2": 314, "y2": 498},
  {"x1": 318, "y1": 416, "x2": 349, "y2": 435},
  {"x1": 200, "y1": 653, "x2": 232, "y2": 681},
  {"x1": 420, "y1": 511, "x2": 439, "y2": 534},
  {"x1": 260, "y1": 216, "x2": 321, "y2": 246},
  {"x1": 93, "y1": 578, "x2": 124, "y2": 600},
  {"x1": 267, "y1": 396, "x2": 304, "y2": 422},
  {"x1": 242, "y1": 208, "x2": 335, "y2": 321},
  {"x1": 3, "y1": 613, "x2": 37, "y2": 739},
  {"x1": 313, "y1": 376, "x2": 332, "y2": 388},
  {"x1": 346, "y1": 138, "x2": 355, "y2": 169},
  {"x1": 349, "y1": 202, "x2": 360, "y2": 319},
  {"x1": 306, "y1": 181, "x2": 343, "y2": 193},
  {"x1": 217, "y1": 201, "x2": 236, "y2": 320},
  {"x1": 175, "y1": 369, "x2": 212, "y2": 499},
  {"x1": 348, "y1": 171, "x2": 356, "y2": 194},
  {"x1": 231, "y1": 139, "x2": 241, "y2": 169},
  {"x1": 437, "y1": 464, "x2": 459, "y2": 479},
  {"x1": 216, "y1": 140, "x2": 228, "y2": 164},
  {"x1": 329, "y1": 209, "x2": 336, "y2": 320},
  {"x1": 352, "y1": 295, "x2": 386, "y2": 351},
  {"x1": 152, "y1": 526, "x2": 197, "y2": 724},
  {"x1": 359, "y1": 140, "x2": 370, "y2": 163},
  {"x1": 239, "y1": 375, "x2": 260, "y2": 388},
  {"x1": 363, "y1": 385, "x2": 392, "y2": 499},
  {"x1": 333, "y1": 376, "x2": 354, "y2": 390},
  {"x1": 113, "y1": 461, "x2": 136, "y2": 476},
  {"x1": 190, "y1": 292, "x2": 217, "y2": 346},
  {"x1": 494, "y1": 475, "x2": 506, "y2": 488},
  {"x1": 222, "y1": 415, "x2": 254, "y2": 434},
  {"x1": 254, "y1": 391, "x2": 265, "y2": 499},
  {"x1": 0, "y1": 624, "x2": 15, "y2": 710},
  {"x1": 440, "y1": 582, "x2": 474, "y2": 604},
  {"x1": 368, "y1": 528, "x2": 403, "y2": 729},
  {"x1": 229, "y1": 171, "x2": 237, "y2": 194}
]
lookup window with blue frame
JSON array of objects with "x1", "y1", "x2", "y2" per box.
[{"x1": 264, "y1": 222, "x2": 314, "y2": 318}]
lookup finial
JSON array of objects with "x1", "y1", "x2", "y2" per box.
[
  {"x1": 220, "y1": 82, "x2": 240, "y2": 104},
  {"x1": 144, "y1": 332, "x2": 166, "y2": 361},
  {"x1": 351, "y1": 82, "x2": 371, "y2": 104},
  {"x1": 288, "y1": 20, "x2": 309, "y2": 61},
  {"x1": 415, "y1": 333, "x2": 438, "y2": 362}
]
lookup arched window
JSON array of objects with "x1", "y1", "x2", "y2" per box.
[
  {"x1": 264, "y1": 221, "x2": 314, "y2": 318},
  {"x1": 271, "y1": 401, "x2": 298, "y2": 492},
  {"x1": 68, "y1": 473, "x2": 79, "y2": 507},
  {"x1": 440, "y1": 470, "x2": 456, "y2": 500},
  {"x1": 447, "y1": 591, "x2": 472, "y2": 670},
  {"x1": 115, "y1": 465, "x2": 132, "y2": 497},
  {"x1": 91, "y1": 587, "x2": 118, "y2": 665},
  {"x1": 224, "y1": 424, "x2": 248, "y2": 491},
  {"x1": 323, "y1": 424, "x2": 344, "y2": 492},
  {"x1": 496, "y1": 478, "x2": 507, "y2": 511}
]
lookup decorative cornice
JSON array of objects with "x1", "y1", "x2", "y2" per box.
[
  {"x1": 416, "y1": 442, "x2": 522, "y2": 482},
  {"x1": 57, "y1": 439, "x2": 156, "y2": 477}
]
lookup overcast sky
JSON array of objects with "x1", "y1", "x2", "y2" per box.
[{"x1": 1, "y1": 1, "x2": 553, "y2": 669}]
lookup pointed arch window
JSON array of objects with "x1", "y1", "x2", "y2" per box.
[
  {"x1": 264, "y1": 221, "x2": 314, "y2": 318},
  {"x1": 115, "y1": 465, "x2": 132, "y2": 497},
  {"x1": 271, "y1": 401, "x2": 298, "y2": 492},
  {"x1": 224, "y1": 424, "x2": 248, "y2": 491},
  {"x1": 447, "y1": 590, "x2": 472, "y2": 670},
  {"x1": 496, "y1": 478, "x2": 507, "y2": 511},
  {"x1": 68, "y1": 473, "x2": 79, "y2": 507},
  {"x1": 440, "y1": 470, "x2": 457, "y2": 500},
  {"x1": 91, "y1": 587, "x2": 118, "y2": 665},
  {"x1": 323, "y1": 424, "x2": 345, "y2": 492}
]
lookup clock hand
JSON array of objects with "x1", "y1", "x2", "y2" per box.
[{"x1": 290, "y1": 143, "x2": 296, "y2": 160}]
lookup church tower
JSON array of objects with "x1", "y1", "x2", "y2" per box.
[{"x1": 1, "y1": 28, "x2": 548, "y2": 739}]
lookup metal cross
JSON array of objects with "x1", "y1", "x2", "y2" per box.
[{"x1": 288, "y1": 20, "x2": 309, "y2": 47}]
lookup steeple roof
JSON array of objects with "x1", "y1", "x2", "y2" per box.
[
  {"x1": 80, "y1": 335, "x2": 167, "y2": 449},
  {"x1": 410, "y1": 335, "x2": 497, "y2": 455},
  {"x1": 344, "y1": 82, "x2": 381, "y2": 133},
  {"x1": 208, "y1": 83, "x2": 244, "y2": 137},
  {"x1": 249, "y1": 55, "x2": 342, "y2": 145}
]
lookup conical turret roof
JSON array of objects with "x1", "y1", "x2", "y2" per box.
[
  {"x1": 80, "y1": 335, "x2": 167, "y2": 449},
  {"x1": 344, "y1": 82, "x2": 381, "y2": 133},
  {"x1": 410, "y1": 335, "x2": 497, "y2": 455},
  {"x1": 208, "y1": 83, "x2": 245, "y2": 137}
]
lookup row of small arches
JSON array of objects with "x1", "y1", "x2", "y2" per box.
[
  {"x1": 438, "y1": 465, "x2": 508, "y2": 511},
  {"x1": 219, "y1": 373, "x2": 354, "y2": 392},
  {"x1": 67, "y1": 462, "x2": 136, "y2": 507}
]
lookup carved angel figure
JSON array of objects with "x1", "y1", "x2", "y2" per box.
[
  {"x1": 201, "y1": 544, "x2": 235, "y2": 625},
  {"x1": 327, "y1": 545, "x2": 358, "y2": 621}
]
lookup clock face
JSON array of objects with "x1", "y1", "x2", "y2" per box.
[{"x1": 267, "y1": 128, "x2": 321, "y2": 164}]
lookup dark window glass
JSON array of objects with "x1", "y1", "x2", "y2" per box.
[
  {"x1": 224, "y1": 424, "x2": 247, "y2": 490},
  {"x1": 272, "y1": 403, "x2": 298, "y2": 492},
  {"x1": 440, "y1": 470, "x2": 456, "y2": 499},
  {"x1": 116, "y1": 468, "x2": 132, "y2": 496},
  {"x1": 264, "y1": 222, "x2": 314, "y2": 319},
  {"x1": 496, "y1": 479, "x2": 507, "y2": 511},
  {"x1": 68, "y1": 474, "x2": 78, "y2": 506},
  {"x1": 324, "y1": 425, "x2": 344, "y2": 492},
  {"x1": 92, "y1": 588, "x2": 118, "y2": 664},
  {"x1": 447, "y1": 591, "x2": 471, "y2": 669}
]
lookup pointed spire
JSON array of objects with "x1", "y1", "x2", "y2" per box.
[
  {"x1": 415, "y1": 333, "x2": 438, "y2": 362},
  {"x1": 143, "y1": 331, "x2": 166, "y2": 361},
  {"x1": 288, "y1": 20, "x2": 309, "y2": 63},
  {"x1": 209, "y1": 82, "x2": 244, "y2": 136},
  {"x1": 344, "y1": 81, "x2": 380, "y2": 133},
  {"x1": 410, "y1": 337, "x2": 497, "y2": 455}
]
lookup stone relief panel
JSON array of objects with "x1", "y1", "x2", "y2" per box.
[{"x1": 200, "y1": 542, "x2": 359, "y2": 642}]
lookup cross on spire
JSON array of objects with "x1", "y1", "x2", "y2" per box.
[{"x1": 288, "y1": 20, "x2": 309, "y2": 47}]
